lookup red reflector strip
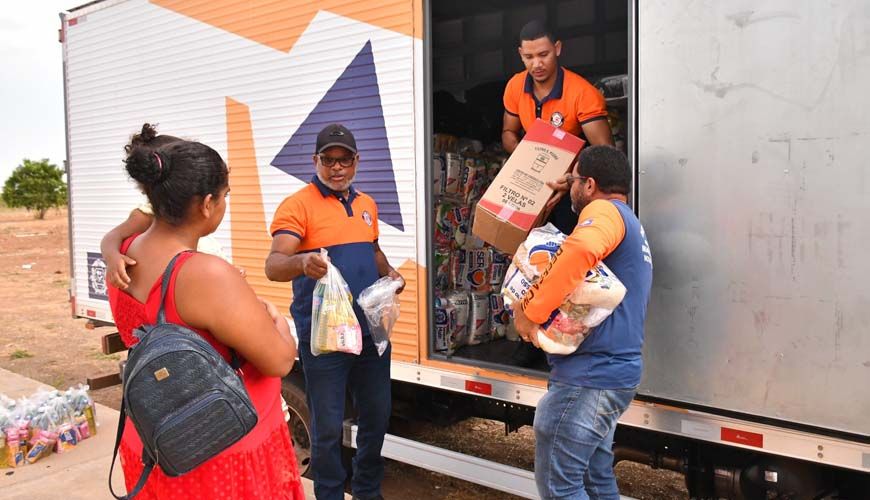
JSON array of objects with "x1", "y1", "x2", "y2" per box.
[
  {"x1": 465, "y1": 380, "x2": 492, "y2": 395},
  {"x1": 69, "y1": 18, "x2": 78, "y2": 26},
  {"x1": 86, "y1": 309, "x2": 96, "y2": 317},
  {"x1": 721, "y1": 427, "x2": 763, "y2": 448}
]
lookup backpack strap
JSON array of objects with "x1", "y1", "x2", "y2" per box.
[
  {"x1": 108, "y1": 398, "x2": 154, "y2": 500},
  {"x1": 155, "y1": 251, "x2": 191, "y2": 325},
  {"x1": 155, "y1": 251, "x2": 244, "y2": 369}
]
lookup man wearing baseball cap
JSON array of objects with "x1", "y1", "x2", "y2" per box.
[{"x1": 266, "y1": 123, "x2": 404, "y2": 500}]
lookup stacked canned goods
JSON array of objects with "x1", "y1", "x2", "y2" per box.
[{"x1": 432, "y1": 134, "x2": 510, "y2": 354}]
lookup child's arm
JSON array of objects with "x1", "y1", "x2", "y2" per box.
[{"x1": 100, "y1": 208, "x2": 153, "y2": 290}]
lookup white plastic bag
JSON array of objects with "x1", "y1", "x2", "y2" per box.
[
  {"x1": 502, "y1": 225, "x2": 627, "y2": 355},
  {"x1": 357, "y1": 276, "x2": 403, "y2": 356},
  {"x1": 311, "y1": 249, "x2": 362, "y2": 356}
]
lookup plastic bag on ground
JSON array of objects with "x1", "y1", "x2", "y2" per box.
[
  {"x1": 311, "y1": 249, "x2": 362, "y2": 356},
  {"x1": 357, "y1": 276, "x2": 403, "y2": 356}
]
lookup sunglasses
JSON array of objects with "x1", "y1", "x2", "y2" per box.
[{"x1": 318, "y1": 154, "x2": 356, "y2": 168}]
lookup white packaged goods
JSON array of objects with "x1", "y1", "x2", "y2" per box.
[
  {"x1": 512, "y1": 223, "x2": 566, "y2": 279},
  {"x1": 446, "y1": 289, "x2": 470, "y2": 351},
  {"x1": 468, "y1": 293, "x2": 491, "y2": 345},
  {"x1": 434, "y1": 296, "x2": 454, "y2": 352},
  {"x1": 501, "y1": 224, "x2": 627, "y2": 355}
]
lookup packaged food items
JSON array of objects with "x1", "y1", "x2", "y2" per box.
[
  {"x1": 311, "y1": 249, "x2": 363, "y2": 356},
  {"x1": 443, "y1": 153, "x2": 462, "y2": 195},
  {"x1": 448, "y1": 205, "x2": 472, "y2": 249},
  {"x1": 434, "y1": 296, "x2": 455, "y2": 353},
  {"x1": 433, "y1": 249, "x2": 451, "y2": 292},
  {"x1": 0, "y1": 384, "x2": 98, "y2": 468},
  {"x1": 512, "y1": 223, "x2": 566, "y2": 278},
  {"x1": 55, "y1": 423, "x2": 78, "y2": 453},
  {"x1": 501, "y1": 262, "x2": 536, "y2": 308},
  {"x1": 446, "y1": 290, "x2": 470, "y2": 351},
  {"x1": 5, "y1": 428, "x2": 23, "y2": 467},
  {"x1": 25, "y1": 430, "x2": 55, "y2": 464},
  {"x1": 357, "y1": 276, "x2": 403, "y2": 357},
  {"x1": 460, "y1": 156, "x2": 487, "y2": 205},
  {"x1": 490, "y1": 250, "x2": 510, "y2": 289},
  {"x1": 464, "y1": 248, "x2": 492, "y2": 293},
  {"x1": 502, "y1": 225, "x2": 627, "y2": 354},
  {"x1": 434, "y1": 202, "x2": 455, "y2": 250},
  {"x1": 468, "y1": 293, "x2": 491, "y2": 345},
  {"x1": 489, "y1": 293, "x2": 509, "y2": 339},
  {"x1": 449, "y1": 250, "x2": 467, "y2": 291},
  {"x1": 433, "y1": 153, "x2": 444, "y2": 196}
]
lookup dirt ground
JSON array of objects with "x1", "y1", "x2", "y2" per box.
[{"x1": 0, "y1": 207, "x2": 687, "y2": 499}]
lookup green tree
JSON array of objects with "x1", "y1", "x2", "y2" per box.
[{"x1": 2, "y1": 159, "x2": 67, "y2": 219}]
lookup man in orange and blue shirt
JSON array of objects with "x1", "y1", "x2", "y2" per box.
[
  {"x1": 513, "y1": 145, "x2": 653, "y2": 499},
  {"x1": 266, "y1": 123, "x2": 403, "y2": 500},
  {"x1": 502, "y1": 20, "x2": 614, "y2": 236}
]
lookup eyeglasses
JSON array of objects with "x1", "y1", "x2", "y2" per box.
[
  {"x1": 318, "y1": 154, "x2": 356, "y2": 168},
  {"x1": 565, "y1": 174, "x2": 590, "y2": 185}
]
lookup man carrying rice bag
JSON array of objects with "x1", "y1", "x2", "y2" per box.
[{"x1": 511, "y1": 145, "x2": 653, "y2": 500}]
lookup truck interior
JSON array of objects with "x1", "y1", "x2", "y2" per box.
[{"x1": 427, "y1": 0, "x2": 631, "y2": 375}]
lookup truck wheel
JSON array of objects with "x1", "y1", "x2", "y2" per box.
[{"x1": 282, "y1": 381, "x2": 312, "y2": 478}]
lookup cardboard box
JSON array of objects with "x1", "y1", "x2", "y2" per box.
[{"x1": 472, "y1": 120, "x2": 585, "y2": 254}]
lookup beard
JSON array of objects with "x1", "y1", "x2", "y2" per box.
[
  {"x1": 317, "y1": 171, "x2": 355, "y2": 193},
  {"x1": 571, "y1": 191, "x2": 589, "y2": 214}
]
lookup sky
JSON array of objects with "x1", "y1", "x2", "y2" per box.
[{"x1": 0, "y1": 1, "x2": 72, "y2": 186}]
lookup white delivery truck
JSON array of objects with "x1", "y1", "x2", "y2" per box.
[{"x1": 61, "y1": 1, "x2": 869, "y2": 498}]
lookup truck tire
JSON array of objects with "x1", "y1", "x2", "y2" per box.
[{"x1": 282, "y1": 379, "x2": 313, "y2": 478}]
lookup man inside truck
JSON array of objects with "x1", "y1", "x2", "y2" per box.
[
  {"x1": 502, "y1": 19, "x2": 614, "y2": 368},
  {"x1": 265, "y1": 123, "x2": 404, "y2": 500},
  {"x1": 512, "y1": 145, "x2": 652, "y2": 500}
]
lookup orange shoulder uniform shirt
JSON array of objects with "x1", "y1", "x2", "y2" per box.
[{"x1": 503, "y1": 66, "x2": 608, "y2": 138}]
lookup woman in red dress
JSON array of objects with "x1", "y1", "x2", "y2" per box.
[{"x1": 107, "y1": 124, "x2": 305, "y2": 499}]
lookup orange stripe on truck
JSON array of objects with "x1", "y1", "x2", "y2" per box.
[
  {"x1": 151, "y1": 0, "x2": 419, "y2": 54},
  {"x1": 225, "y1": 97, "x2": 292, "y2": 315}
]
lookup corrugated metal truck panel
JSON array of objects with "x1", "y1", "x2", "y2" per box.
[{"x1": 637, "y1": 0, "x2": 870, "y2": 436}]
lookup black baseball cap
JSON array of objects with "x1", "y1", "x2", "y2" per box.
[{"x1": 316, "y1": 123, "x2": 357, "y2": 154}]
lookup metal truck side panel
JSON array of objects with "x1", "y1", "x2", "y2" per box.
[{"x1": 637, "y1": 0, "x2": 870, "y2": 436}]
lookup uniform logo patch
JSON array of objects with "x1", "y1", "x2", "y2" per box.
[
  {"x1": 550, "y1": 111, "x2": 564, "y2": 128},
  {"x1": 362, "y1": 210, "x2": 373, "y2": 226},
  {"x1": 579, "y1": 218, "x2": 594, "y2": 227}
]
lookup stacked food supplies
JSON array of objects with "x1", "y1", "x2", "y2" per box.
[
  {"x1": 432, "y1": 134, "x2": 513, "y2": 354},
  {"x1": 502, "y1": 224, "x2": 627, "y2": 354},
  {"x1": 0, "y1": 384, "x2": 97, "y2": 468}
]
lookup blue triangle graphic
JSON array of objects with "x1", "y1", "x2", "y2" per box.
[{"x1": 270, "y1": 40, "x2": 404, "y2": 232}]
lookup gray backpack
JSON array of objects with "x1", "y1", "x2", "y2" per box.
[{"x1": 109, "y1": 252, "x2": 258, "y2": 499}]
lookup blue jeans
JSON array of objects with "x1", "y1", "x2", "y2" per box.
[
  {"x1": 299, "y1": 337, "x2": 392, "y2": 500},
  {"x1": 534, "y1": 382, "x2": 636, "y2": 500}
]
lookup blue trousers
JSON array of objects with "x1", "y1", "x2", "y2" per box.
[
  {"x1": 299, "y1": 337, "x2": 391, "y2": 500},
  {"x1": 534, "y1": 382, "x2": 636, "y2": 500}
]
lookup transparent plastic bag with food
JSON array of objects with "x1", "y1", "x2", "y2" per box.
[
  {"x1": 357, "y1": 276, "x2": 403, "y2": 356},
  {"x1": 310, "y1": 249, "x2": 362, "y2": 356}
]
